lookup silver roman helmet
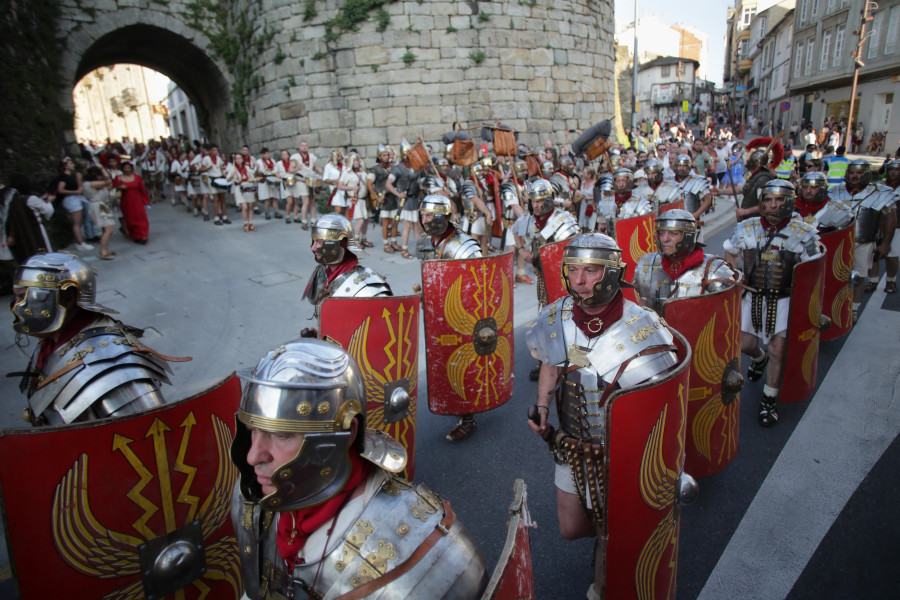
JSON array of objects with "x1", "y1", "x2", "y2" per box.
[
  {"x1": 231, "y1": 339, "x2": 405, "y2": 511},
  {"x1": 656, "y1": 208, "x2": 699, "y2": 258},
  {"x1": 643, "y1": 158, "x2": 664, "y2": 185},
  {"x1": 12, "y1": 252, "x2": 117, "y2": 335},
  {"x1": 526, "y1": 178, "x2": 554, "y2": 215},
  {"x1": 745, "y1": 148, "x2": 768, "y2": 171},
  {"x1": 613, "y1": 166, "x2": 634, "y2": 192},
  {"x1": 541, "y1": 160, "x2": 554, "y2": 179},
  {"x1": 310, "y1": 214, "x2": 353, "y2": 265},
  {"x1": 420, "y1": 194, "x2": 453, "y2": 235},
  {"x1": 562, "y1": 233, "x2": 631, "y2": 307},
  {"x1": 400, "y1": 138, "x2": 412, "y2": 159},
  {"x1": 377, "y1": 143, "x2": 389, "y2": 154},
  {"x1": 608, "y1": 149, "x2": 623, "y2": 168},
  {"x1": 758, "y1": 178, "x2": 796, "y2": 220},
  {"x1": 674, "y1": 154, "x2": 693, "y2": 178},
  {"x1": 800, "y1": 171, "x2": 829, "y2": 203},
  {"x1": 845, "y1": 158, "x2": 871, "y2": 187},
  {"x1": 513, "y1": 159, "x2": 527, "y2": 179}
]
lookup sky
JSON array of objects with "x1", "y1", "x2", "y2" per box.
[{"x1": 614, "y1": 0, "x2": 729, "y2": 86}]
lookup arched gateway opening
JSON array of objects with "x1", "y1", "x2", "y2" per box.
[{"x1": 74, "y1": 24, "x2": 231, "y2": 144}]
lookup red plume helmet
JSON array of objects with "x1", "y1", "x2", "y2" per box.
[{"x1": 745, "y1": 137, "x2": 785, "y2": 171}]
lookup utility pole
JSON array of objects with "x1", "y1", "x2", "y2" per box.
[
  {"x1": 846, "y1": 1, "x2": 876, "y2": 149},
  {"x1": 632, "y1": 0, "x2": 639, "y2": 129}
]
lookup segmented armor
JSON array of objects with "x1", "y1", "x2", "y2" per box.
[
  {"x1": 634, "y1": 180, "x2": 683, "y2": 213},
  {"x1": 804, "y1": 200, "x2": 854, "y2": 232},
  {"x1": 725, "y1": 216, "x2": 820, "y2": 335},
  {"x1": 233, "y1": 471, "x2": 487, "y2": 600},
  {"x1": 21, "y1": 316, "x2": 177, "y2": 426},
  {"x1": 828, "y1": 183, "x2": 898, "y2": 243},
  {"x1": 525, "y1": 297, "x2": 678, "y2": 516},
  {"x1": 415, "y1": 228, "x2": 482, "y2": 261},
  {"x1": 595, "y1": 193, "x2": 652, "y2": 237},
  {"x1": 632, "y1": 253, "x2": 737, "y2": 314},
  {"x1": 306, "y1": 265, "x2": 392, "y2": 304},
  {"x1": 673, "y1": 173, "x2": 711, "y2": 214}
]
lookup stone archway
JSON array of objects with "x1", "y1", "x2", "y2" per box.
[{"x1": 58, "y1": 7, "x2": 235, "y2": 146}]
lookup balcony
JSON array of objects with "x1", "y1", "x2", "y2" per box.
[
  {"x1": 737, "y1": 59, "x2": 753, "y2": 73},
  {"x1": 737, "y1": 28, "x2": 751, "y2": 41}
]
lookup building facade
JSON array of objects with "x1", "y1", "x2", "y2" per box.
[{"x1": 635, "y1": 56, "x2": 700, "y2": 124}]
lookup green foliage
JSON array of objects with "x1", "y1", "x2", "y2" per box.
[
  {"x1": 287, "y1": 75, "x2": 296, "y2": 86},
  {"x1": 478, "y1": 11, "x2": 490, "y2": 22},
  {"x1": 322, "y1": 0, "x2": 396, "y2": 48},
  {"x1": 274, "y1": 48, "x2": 286, "y2": 64},
  {"x1": 312, "y1": 51, "x2": 327, "y2": 60},
  {"x1": 371, "y1": 64, "x2": 379, "y2": 72},
  {"x1": 303, "y1": 0, "x2": 318, "y2": 22},
  {"x1": 469, "y1": 50, "x2": 486, "y2": 64},
  {"x1": 0, "y1": 0, "x2": 70, "y2": 182},
  {"x1": 446, "y1": 24, "x2": 457, "y2": 33},
  {"x1": 402, "y1": 49, "x2": 416, "y2": 65},
  {"x1": 376, "y1": 8, "x2": 390, "y2": 32}
]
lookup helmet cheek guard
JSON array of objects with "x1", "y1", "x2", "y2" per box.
[
  {"x1": 561, "y1": 233, "x2": 632, "y2": 307},
  {"x1": 11, "y1": 287, "x2": 68, "y2": 335}
]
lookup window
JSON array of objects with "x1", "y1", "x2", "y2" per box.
[
  {"x1": 800, "y1": 0, "x2": 808, "y2": 23},
  {"x1": 868, "y1": 11, "x2": 885, "y2": 59},
  {"x1": 811, "y1": 0, "x2": 820, "y2": 16},
  {"x1": 795, "y1": 42, "x2": 804, "y2": 76},
  {"x1": 826, "y1": 0, "x2": 836, "y2": 12},
  {"x1": 820, "y1": 29, "x2": 832, "y2": 70},
  {"x1": 759, "y1": 16, "x2": 768, "y2": 35},
  {"x1": 740, "y1": 39, "x2": 749, "y2": 58},
  {"x1": 833, "y1": 25, "x2": 845, "y2": 66},
  {"x1": 805, "y1": 38, "x2": 815, "y2": 74},
  {"x1": 661, "y1": 65, "x2": 671, "y2": 77},
  {"x1": 886, "y1": 6, "x2": 900, "y2": 54}
]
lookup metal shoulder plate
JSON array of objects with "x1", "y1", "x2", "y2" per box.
[
  {"x1": 816, "y1": 201, "x2": 854, "y2": 230},
  {"x1": 632, "y1": 253, "x2": 668, "y2": 311},
  {"x1": 329, "y1": 266, "x2": 393, "y2": 298},
  {"x1": 655, "y1": 180, "x2": 684, "y2": 206},
  {"x1": 538, "y1": 209, "x2": 580, "y2": 243},
  {"x1": 584, "y1": 301, "x2": 677, "y2": 389},
  {"x1": 597, "y1": 194, "x2": 618, "y2": 220},
  {"x1": 441, "y1": 230, "x2": 483, "y2": 259},
  {"x1": 619, "y1": 197, "x2": 653, "y2": 218},
  {"x1": 778, "y1": 218, "x2": 821, "y2": 257},
  {"x1": 289, "y1": 475, "x2": 486, "y2": 599},
  {"x1": 29, "y1": 319, "x2": 174, "y2": 425},
  {"x1": 732, "y1": 217, "x2": 764, "y2": 250},
  {"x1": 525, "y1": 297, "x2": 575, "y2": 365},
  {"x1": 699, "y1": 255, "x2": 739, "y2": 294}
]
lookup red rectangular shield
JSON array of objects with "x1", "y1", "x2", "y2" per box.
[
  {"x1": 422, "y1": 252, "x2": 515, "y2": 415},
  {"x1": 615, "y1": 213, "x2": 657, "y2": 302},
  {"x1": 320, "y1": 295, "x2": 420, "y2": 480},
  {"x1": 781, "y1": 250, "x2": 826, "y2": 404},
  {"x1": 820, "y1": 224, "x2": 855, "y2": 341},
  {"x1": 480, "y1": 479, "x2": 535, "y2": 600},
  {"x1": 663, "y1": 282, "x2": 743, "y2": 478},
  {"x1": 538, "y1": 237, "x2": 575, "y2": 306},
  {"x1": 604, "y1": 331, "x2": 691, "y2": 600},
  {"x1": 0, "y1": 375, "x2": 243, "y2": 599},
  {"x1": 658, "y1": 199, "x2": 685, "y2": 214}
]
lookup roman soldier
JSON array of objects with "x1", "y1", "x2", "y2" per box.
[
  {"x1": 828, "y1": 159, "x2": 898, "y2": 317},
  {"x1": 415, "y1": 194, "x2": 486, "y2": 442},
  {"x1": 793, "y1": 171, "x2": 853, "y2": 232},
  {"x1": 11, "y1": 252, "x2": 185, "y2": 426},
  {"x1": 724, "y1": 179, "x2": 822, "y2": 427},
  {"x1": 737, "y1": 137, "x2": 784, "y2": 221},
  {"x1": 672, "y1": 154, "x2": 713, "y2": 223},
  {"x1": 634, "y1": 158, "x2": 683, "y2": 214},
  {"x1": 881, "y1": 159, "x2": 900, "y2": 293},
  {"x1": 385, "y1": 141, "x2": 419, "y2": 259},
  {"x1": 230, "y1": 338, "x2": 488, "y2": 599},
  {"x1": 369, "y1": 144, "x2": 400, "y2": 253},
  {"x1": 595, "y1": 167, "x2": 653, "y2": 237},
  {"x1": 301, "y1": 214, "x2": 391, "y2": 307},
  {"x1": 632, "y1": 209, "x2": 737, "y2": 313},
  {"x1": 526, "y1": 233, "x2": 693, "y2": 600}
]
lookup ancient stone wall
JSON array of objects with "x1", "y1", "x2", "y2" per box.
[
  {"x1": 49, "y1": 0, "x2": 615, "y2": 161},
  {"x1": 256, "y1": 0, "x2": 615, "y2": 157}
]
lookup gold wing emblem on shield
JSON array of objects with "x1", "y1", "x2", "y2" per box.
[
  {"x1": 443, "y1": 266, "x2": 512, "y2": 407},
  {"x1": 347, "y1": 305, "x2": 418, "y2": 427},
  {"x1": 52, "y1": 414, "x2": 241, "y2": 599},
  {"x1": 635, "y1": 401, "x2": 682, "y2": 600},
  {"x1": 629, "y1": 220, "x2": 656, "y2": 263},
  {"x1": 832, "y1": 239, "x2": 852, "y2": 282},
  {"x1": 801, "y1": 279, "x2": 822, "y2": 384},
  {"x1": 831, "y1": 238, "x2": 853, "y2": 328}
]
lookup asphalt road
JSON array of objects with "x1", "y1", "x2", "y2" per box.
[{"x1": 1, "y1": 198, "x2": 898, "y2": 599}]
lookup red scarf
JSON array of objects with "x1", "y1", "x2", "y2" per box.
[
  {"x1": 571, "y1": 291, "x2": 624, "y2": 338},
  {"x1": 660, "y1": 247, "x2": 705, "y2": 281},
  {"x1": 236, "y1": 164, "x2": 248, "y2": 182},
  {"x1": 282, "y1": 159, "x2": 290, "y2": 170},
  {"x1": 263, "y1": 158, "x2": 274, "y2": 170},
  {"x1": 276, "y1": 452, "x2": 370, "y2": 569},
  {"x1": 534, "y1": 211, "x2": 551, "y2": 230},
  {"x1": 36, "y1": 311, "x2": 96, "y2": 373},
  {"x1": 794, "y1": 197, "x2": 825, "y2": 218},
  {"x1": 300, "y1": 153, "x2": 311, "y2": 166},
  {"x1": 210, "y1": 155, "x2": 218, "y2": 165},
  {"x1": 760, "y1": 216, "x2": 791, "y2": 233},
  {"x1": 614, "y1": 191, "x2": 631, "y2": 207},
  {"x1": 325, "y1": 254, "x2": 359, "y2": 285},
  {"x1": 845, "y1": 183, "x2": 864, "y2": 195}
]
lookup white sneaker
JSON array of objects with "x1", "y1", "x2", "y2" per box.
[{"x1": 75, "y1": 242, "x2": 94, "y2": 251}]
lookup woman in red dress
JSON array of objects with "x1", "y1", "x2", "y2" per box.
[{"x1": 114, "y1": 160, "x2": 150, "y2": 244}]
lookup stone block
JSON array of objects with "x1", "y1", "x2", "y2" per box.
[
  {"x1": 306, "y1": 96, "x2": 347, "y2": 112},
  {"x1": 554, "y1": 49, "x2": 568, "y2": 66},
  {"x1": 280, "y1": 101, "x2": 307, "y2": 120},
  {"x1": 416, "y1": 95, "x2": 443, "y2": 106},
  {"x1": 529, "y1": 118, "x2": 554, "y2": 133},
  {"x1": 529, "y1": 78, "x2": 548, "y2": 93},
  {"x1": 531, "y1": 103, "x2": 553, "y2": 119},
  {"x1": 531, "y1": 48, "x2": 553, "y2": 66},
  {"x1": 317, "y1": 128, "x2": 351, "y2": 147},
  {"x1": 499, "y1": 48, "x2": 530, "y2": 64},
  {"x1": 335, "y1": 49, "x2": 356, "y2": 69},
  {"x1": 456, "y1": 29, "x2": 479, "y2": 48},
  {"x1": 373, "y1": 107, "x2": 408, "y2": 126},
  {"x1": 516, "y1": 103, "x2": 532, "y2": 119},
  {"x1": 410, "y1": 16, "x2": 435, "y2": 30},
  {"x1": 352, "y1": 127, "x2": 389, "y2": 146},
  {"x1": 450, "y1": 15, "x2": 470, "y2": 29},
  {"x1": 554, "y1": 103, "x2": 574, "y2": 119},
  {"x1": 407, "y1": 106, "x2": 439, "y2": 125},
  {"x1": 514, "y1": 66, "x2": 534, "y2": 80},
  {"x1": 440, "y1": 69, "x2": 465, "y2": 83},
  {"x1": 307, "y1": 109, "x2": 341, "y2": 129}
]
